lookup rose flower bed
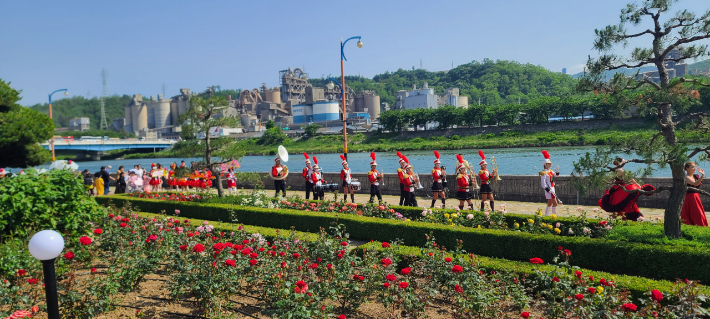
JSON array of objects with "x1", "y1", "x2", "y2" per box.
[
  {"x1": 2, "y1": 204, "x2": 708, "y2": 319},
  {"x1": 95, "y1": 195, "x2": 710, "y2": 283}
]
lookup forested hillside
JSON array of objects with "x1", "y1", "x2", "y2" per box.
[
  {"x1": 311, "y1": 59, "x2": 578, "y2": 106},
  {"x1": 29, "y1": 95, "x2": 131, "y2": 130}
]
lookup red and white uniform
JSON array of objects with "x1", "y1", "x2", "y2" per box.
[
  {"x1": 403, "y1": 172, "x2": 416, "y2": 192},
  {"x1": 226, "y1": 171, "x2": 237, "y2": 188},
  {"x1": 540, "y1": 169, "x2": 556, "y2": 199},
  {"x1": 432, "y1": 167, "x2": 444, "y2": 183},
  {"x1": 149, "y1": 170, "x2": 161, "y2": 186},
  {"x1": 457, "y1": 173, "x2": 472, "y2": 192},
  {"x1": 340, "y1": 169, "x2": 352, "y2": 184},
  {"x1": 272, "y1": 164, "x2": 287, "y2": 180},
  {"x1": 311, "y1": 171, "x2": 325, "y2": 187},
  {"x1": 303, "y1": 167, "x2": 313, "y2": 183},
  {"x1": 478, "y1": 169, "x2": 491, "y2": 186},
  {"x1": 368, "y1": 169, "x2": 381, "y2": 186}
]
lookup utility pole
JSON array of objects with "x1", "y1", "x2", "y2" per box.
[{"x1": 99, "y1": 69, "x2": 109, "y2": 131}]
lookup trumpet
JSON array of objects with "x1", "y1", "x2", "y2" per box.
[
  {"x1": 491, "y1": 156, "x2": 502, "y2": 181},
  {"x1": 464, "y1": 161, "x2": 479, "y2": 190},
  {"x1": 414, "y1": 173, "x2": 424, "y2": 189}
]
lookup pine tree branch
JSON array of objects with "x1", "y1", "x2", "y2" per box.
[
  {"x1": 606, "y1": 60, "x2": 653, "y2": 70},
  {"x1": 624, "y1": 29, "x2": 655, "y2": 39},
  {"x1": 674, "y1": 112, "x2": 710, "y2": 127},
  {"x1": 662, "y1": 34, "x2": 710, "y2": 58},
  {"x1": 688, "y1": 187, "x2": 710, "y2": 197},
  {"x1": 606, "y1": 158, "x2": 659, "y2": 171},
  {"x1": 688, "y1": 145, "x2": 710, "y2": 159}
]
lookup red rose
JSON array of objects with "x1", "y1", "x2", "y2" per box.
[
  {"x1": 192, "y1": 244, "x2": 205, "y2": 253},
  {"x1": 249, "y1": 253, "x2": 258, "y2": 258},
  {"x1": 120, "y1": 222, "x2": 128, "y2": 228},
  {"x1": 309, "y1": 263, "x2": 318, "y2": 269},
  {"x1": 147, "y1": 234, "x2": 158, "y2": 242},
  {"x1": 381, "y1": 258, "x2": 393, "y2": 267},
  {"x1": 552, "y1": 277, "x2": 560, "y2": 282},
  {"x1": 358, "y1": 276, "x2": 364, "y2": 281},
  {"x1": 338, "y1": 315, "x2": 346, "y2": 319},
  {"x1": 249, "y1": 259, "x2": 258, "y2": 266},
  {"x1": 455, "y1": 284, "x2": 463, "y2": 293},
  {"x1": 600, "y1": 220, "x2": 608, "y2": 226},
  {"x1": 574, "y1": 270, "x2": 582, "y2": 278},
  {"x1": 589, "y1": 275, "x2": 594, "y2": 281},
  {"x1": 383, "y1": 282, "x2": 390, "y2": 288},
  {"x1": 621, "y1": 303, "x2": 637, "y2": 312},
  {"x1": 91, "y1": 267, "x2": 97, "y2": 273},
  {"x1": 179, "y1": 245, "x2": 188, "y2": 251},
  {"x1": 224, "y1": 259, "x2": 236, "y2": 267},
  {"x1": 557, "y1": 246, "x2": 563, "y2": 251},
  {"x1": 293, "y1": 253, "x2": 300, "y2": 259},
  {"x1": 520, "y1": 312, "x2": 530, "y2": 318},
  {"x1": 108, "y1": 214, "x2": 114, "y2": 218},
  {"x1": 563, "y1": 249, "x2": 572, "y2": 256},
  {"x1": 386, "y1": 274, "x2": 397, "y2": 281},
  {"x1": 399, "y1": 282, "x2": 409, "y2": 289},
  {"x1": 529, "y1": 258, "x2": 543, "y2": 264},
  {"x1": 382, "y1": 242, "x2": 390, "y2": 248},
  {"x1": 94, "y1": 229, "x2": 103, "y2": 235},
  {"x1": 16, "y1": 269, "x2": 26, "y2": 276},
  {"x1": 337, "y1": 254, "x2": 343, "y2": 259},
  {"x1": 400, "y1": 267, "x2": 411, "y2": 275},
  {"x1": 587, "y1": 287, "x2": 596, "y2": 294},
  {"x1": 575, "y1": 293, "x2": 584, "y2": 300},
  {"x1": 26, "y1": 278, "x2": 39, "y2": 284},
  {"x1": 295, "y1": 280, "x2": 308, "y2": 294},
  {"x1": 651, "y1": 289, "x2": 663, "y2": 302},
  {"x1": 279, "y1": 251, "x2": 286, "y2": 257},
  {"x1": 451, "y1": 265, "x2": 464, "y2": 273},
  {"x1": 340, "y1": 241, "x2": 348, "y2": 246},
  {"x1": 444, "y1": 257, "x2": 453, "y2": 262},
  {"x1": 327, "y1": 263, "x2": 333, "y2": 270},
  {"x1": 64, "y1": 251, "x2": 75, "y2": 260}
]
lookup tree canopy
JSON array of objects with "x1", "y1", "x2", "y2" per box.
[{"x1": 0, "y1": 80, "x2": 54, "y2": 168}]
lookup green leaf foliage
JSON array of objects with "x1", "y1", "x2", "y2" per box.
[
  {"x1": 0, "y1": 169, "x2": 104, "y2": 240},
  {"x1": 0, "y1": 79, "x2": 54, "y2": 167}
]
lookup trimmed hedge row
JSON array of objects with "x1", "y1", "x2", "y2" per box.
[
  {"x1": 139, "y1": 211, "x2": 710, "y2": 301},
  {"x1": 96, "y1": 195, "x2": 710, "y2": 283}
]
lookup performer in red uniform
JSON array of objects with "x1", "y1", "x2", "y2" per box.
[
  {"x1": 598, "y1": 164, "x2": 655, "y2": 221},
  {"x1": 681, "y1": 162, "x2": 707, "y2": 226},
  {"x1": 402, "y1": 161, "x2": 419, "y2": 207},
  {"x1": 149, "y1": 163, "x2": 161, "y2": 191},
  {"x1": 455, "y1": 154, "x2": 474, "y2": 210},
  {"x1": 303, "y1": 153, "x2": 314, "y2": 200},
  {"x1": 539, "y1": 151, "x2": 560, "y2": 216},
  {"x1": 396, "y1": 151, "x2": 408, "y2": 205},
  {"x1": 431, "y1": 151, "x2": 446, "y2": 208},
  {"x1": 477, "y1": 150, "x2": 497, "y2": 212},
  {"x1": 367, "y1": 152, "x2": 383, "y2": 204},
  {"x1": 167, "y1": 163, "x2": 177, "y2": 191},
  {"x1": 340, "y1": 155, "x2": 355, "y2": 203},
  {"x1": 271, "y1": 156, "x2": 288, "y2": 197},
  {"x1": 310, "y1": 157, "x2": 326, "y2": 200}
]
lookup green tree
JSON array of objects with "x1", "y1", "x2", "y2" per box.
[
  {"x1": 265, "y1": 120, "x2": 276, "y2": 130},
  {"x1": 301, "y1": 123, "x2": 321, "y2": 137},
  {"x1": 574, "y1": 0, "x2": 710, "y2": 238},
  {"x1": 177, "y1": 96, "x2": 245, "y2": 197},
  {"x1": 0, "y1": 80, "x2": 54, "y2": 167}
]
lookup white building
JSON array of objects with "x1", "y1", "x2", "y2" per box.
[
  {"x1": 69, "y1": 117, "x2": 90, "y2": 132},
  {"x1": 404, "y1": 83, "x2": 438, "y2": 110}
]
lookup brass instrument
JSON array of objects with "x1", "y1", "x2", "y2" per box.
[
  {"x1": 491, "y1": 156, "x2": 502, "y2": 181},
  {"x1": 464, "y1": 160, "x2": 479, "y2": 190},
  {"x1": 380, "y1": 169, "x2": 385, "y2": 187},
  {"x1": 414, "y1": 173, "x2": 424, "y2": 189}
]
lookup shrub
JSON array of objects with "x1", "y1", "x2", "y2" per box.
[
  {"x1": 484, "y1": 133, "x2": 496, "y2": 139},
  {"x1": 410, "y1": 138, "x2": 425, "y2": 143},
  {"x1": 0, "y1": 169, "x2": 104, "y2": 239},
  {"x1": 450, "y1": 135, "x2": 461, "y2": 140}
]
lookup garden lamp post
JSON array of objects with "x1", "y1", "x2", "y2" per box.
[
  {"x1": 48, "y1": 89, "x2": 69, "y2": 161},
  {"x1": 28, "y1": 230, "x2": 65, "y2": 319},
  {"x1": 337, "y1": 36, "x2": 362, "y2": 161}
]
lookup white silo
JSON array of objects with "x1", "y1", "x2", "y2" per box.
[
  {"x1": 132, "y1": 103, "x2": 148, "y2": 133},
  {"x1": 170, "y1": 101, "x2": 178, "y2": 126},
  {"x1": 364, "y1": 95, "x2": 380, "y2": 119},
  {"x1": 124, "y1": 105, "x2": 133, "y2": 132},
  {"x1": 313, "y1": 101, "x2": 339, "y2": 122},
  {"x1": 146, "y1": 100, "x2": 156, "y2": 129},
  {"x1": 154, "y1": 97, "x2": 172, "y2": 128}
]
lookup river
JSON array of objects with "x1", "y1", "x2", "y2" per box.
[{"x1": 16, "y1": 146, "x2": 707, "y2": 177}]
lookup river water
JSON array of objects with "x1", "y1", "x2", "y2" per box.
[{"x1": 18, "y1": 146, "x2": 707, "y2": 177}]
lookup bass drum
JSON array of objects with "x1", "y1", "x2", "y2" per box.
[{"x1": 349, "y1": 181, "x2": 361, "y2": 192}]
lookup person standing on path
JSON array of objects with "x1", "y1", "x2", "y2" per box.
[
  {"x1": 539, "y1": 150, "x2": 560, "y2": 216},
  {"x1": 367, "y1": 152, "x2": 383, "y2": 204},
  {"x1": 681, "y1": 162, "x2": 707, "y2": 226},
  {"x1": 271, "y1": 155, "x2": 288, "y2": 197},
  {"x1": 302, "y1": 153, "x2": 314, "y2": 200},
  {"x1": 477, "y1": 150, "x2": 497, "y2": 212},
  {"x1": 340, "y1": 155, "x2": 355, "y2": 203},
  {"x1": 431, "y1": 151, "x2": 446, "y2": 208},
  {"x1": 114, "y1": 166, "x2": 127, "y2": 194},
  {"x1": 396, "y1": 152, "x2": 407, "y2": 206},
  {"x1": 100, "y1": 166, "x2": 113, "y2": 195},
  {"x1": 94, "y1": 172, "x2": 105, "y2": 196}
]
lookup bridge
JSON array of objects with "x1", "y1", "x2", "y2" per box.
[{"x1": 41, "y1": 139, "x2": 178, "y2": 160}]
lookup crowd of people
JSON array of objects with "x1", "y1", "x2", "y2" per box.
[{"x1": 79, "y1": 160, "x2": 239, "y2": 196}]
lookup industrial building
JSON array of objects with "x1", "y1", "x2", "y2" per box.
[
  {"x1": 638, "y1": 48, "x2": 688, "y2": 83},
  {"x1": 69, "y1": 117, "x2": 90, "y2": 132},
  {"x1": 394, "y1": 83, "x2": 468, "y2": 110},
  {"x1": 112, "y1": 118, "x2": 125, "y2": 131},
  {"x1": 124, "y1": 88, "x2": 198, "y2": 137}
]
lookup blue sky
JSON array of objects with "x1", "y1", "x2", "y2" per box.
[{"x1": 2, "y1": 0, "x2": 709, "y2": 106}]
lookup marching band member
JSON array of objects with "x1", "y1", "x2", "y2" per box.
[
  {"x1": 540, "y1": 150, "x2": 560, "y2": 216},
  {"x1": 367, "y1": 152, "x2": 383, "y2": 204},
  {"x1": 340, "y1": 155, "x2": 355, "y2": 203},
  {"x1": 226, "y1": 167, "x2": 237, "y2": 195},
  {"x1": 310, "y1": 157, "x2": 326, "y2": 200},
  {"x1": 149, "y1": 163, "x2": 161, "y2": 191},
  {"x1": 188, "y1": 169, "x2": 201, "y2": 193},
  {"x1": 431, "y1": 151, "x2": 446, "y2": 208},
  {"x1": 478, "y1": 150, "x2": 497, "y2": 212},
  {"x1": 396, "y1": 151, "x2": 408, "y2": 205},
  {"x1": 271, "y1": 155, "x2": 288, "y2": 197},
  {"x1": 303, "y1": 153, "x2": 314, "y2": 200},
  {"x1": 456, "y1": 154, "x2": 475, "y2": 210},
  {"x1": 402, "y1": 159, "x2": 418, "y2": 207}
]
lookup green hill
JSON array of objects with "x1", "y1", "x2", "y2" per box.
[{"x1": 28, "y1": 95, "x2": 132, "y2": 130}]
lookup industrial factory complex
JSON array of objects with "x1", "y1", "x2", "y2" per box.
[{"x1": 120, "y1": 67, "x2": 469, "y2": 138}]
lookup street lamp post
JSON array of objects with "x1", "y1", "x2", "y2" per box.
[
  {"x1": 28, "y1": 230, "x2": 65, "y2": 319},
  {"x1": 338, "y1": 36, "x2": 362, "y2": 161},
  {"x1": 48, "y1": 89, "x2": 69, "y2": 162}
]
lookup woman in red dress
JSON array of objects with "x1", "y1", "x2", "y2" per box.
[
  {"x1": 681, "y1": 162, "x2": 707, "y2": 226},
  {"x1": 599, "y1": 167, "x2": 655, "y2": 221}
]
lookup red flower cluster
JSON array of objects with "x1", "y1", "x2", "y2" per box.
[
  {"x1": 93, "y1": 229, "x2": 103, "y2": 235},
  {"x1": 294, "y1": 280, "x2": 308, "y2": 293},
  {"x1": 651, "y1": 289, "x2": 663, "y2": 302},
  {"x1": 400, "y1": 267, "x2": 411, "y2": 275},
  {"x1": 454, "y1": 284, "x2": 463, "y2": 293},
  {"x1": 193, "y1": 244, "x2": 205, "y2": 253},
  {"x1": 451, "y1": 265, "x2": 464, "y2": 273},
  {"x1": 381, "y1": 242, "x2": 390, "y2": 248},
  {"x1": 64, "y1": 251, "x2": 75, "y2": 260},
  {"x1": 575, "y1": 293, "x2": 583, "y2": 300},
  {"x1": 381, "y1": 258, "x2": 392, "y2": 267},
  {"x1": 621, "y1": 303, "x2": 637, "y2": 312},
  {"x1": 26, "y1": 278, "x2": 39, "y2": 285},
  {"x1": 520, "y1": 312, "x2": 530, "y2": 318},
  {"x1": 16, "y1": 269, "x2": 26, "y2": 276},
  {"x1": 529, "y1": 257, "x2": 543, "y2": 264},
  {"x1": 79, "y1": 236, "x2": 92, "y2": 245},
  {"x1": 399, "y1": 282, "x2": 409, "y2": 289}
]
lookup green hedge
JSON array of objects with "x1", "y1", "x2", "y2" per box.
[{"x1": 96, "y1": 195, "x2": 710, "y2": 283}]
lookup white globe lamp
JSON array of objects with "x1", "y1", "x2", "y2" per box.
[{"x1": 29, "y1": 230, "x2": 65, "y2": 260}]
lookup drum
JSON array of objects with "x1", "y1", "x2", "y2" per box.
[
  {"x1": 316, "y1": 183, "x2": 339, "y2": 192},
  {"x1": 349, "y1": 181, "x2": 361, "y2": 191}
]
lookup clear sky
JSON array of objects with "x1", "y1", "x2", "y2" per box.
[{"x1": 2, "y1": 0, "x2": 709, "y2": 106}]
